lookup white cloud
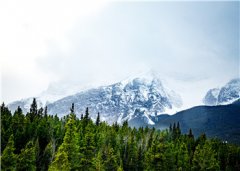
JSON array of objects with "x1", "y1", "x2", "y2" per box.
[
  {"x1": 0, "y1": 1, "x2": 239, "y2": 106},
  {"x1": 0, "y1": 0, "x2": 108, "y2": 103}
]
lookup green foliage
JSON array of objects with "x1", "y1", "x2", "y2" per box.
[
  {"x1": 49, "y1": 114, "x2": 80, "y2": 170},
  {"x1": 16, "y1": 141, "x2": 36, "y2": 171},
  {"x1": 1, "y1": 134, "x2": 17, "y2": 171},
  {"x1": 27, "y1": 98, "x2": 38, "y2": 122},
  {"x1": 40, "y1": 141, "x2": 54, "y2": 171},
  {"x1": 12, "y1": 106, "x2": 26, "y2": 153},
  {"x1": 48, "y1": 146, "x2": 70, "y2": 171},
  {"x1": 1, "y1": 101, "x2": 240, "y2": 171},
  {"x1": 1, "y1": 103, "x2": 13, "y2": 152},
  {"x1": 192, "y1": 140, "x2": 220, "y2": 171}
]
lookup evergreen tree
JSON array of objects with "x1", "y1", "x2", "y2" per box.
[
  {"x1": 1, "y1": 134, "x2": 17, "y2": 171},
  {"x1": 16, "y1": 141, "x2": 36, "y2": 171},
  {"x1": 38, "y1": 107, "x2": 44, "y2": 117},
  {"x1": 169, "y1": 123, "x2": 173, "y2": 133},
  {"x1": 188, "y1": 128, "x2": 194, "y2": 139},
  {"x1": 1, "y1": 100, "x2": 239, "y2": 171},
  {"x1": 126, "y1": 132, "x2": 137, "y2": 170},
  {"x1": 11, "y1": 106, "x2": 26, "y2": 153},
  {"x1": 44, "y1": 106, "x2": 48, "y2": 117},
  {"x1": 92, "y1": 151, "x2": 104, "y2": 171},
  {"x1": 192, "y1": 140, "x2": 220, "y2": 171},
  {"x1": 1, "y1": 103, "x2": 13, "y2": 152},
  {"x1": 48, "y1": 146, "x2": 70, "y2": 171},
  {"x1": 28, "y1": 98, "x2": 38, "y2": 122},
  {"x1": 176, "y1": 142, "x2": 190, "y2": 170},
  {"x1": 84, "y1": 107, "x2": 89, "y2": 120},
  {"x1": 103, "y1": 147, "x2": 119, "y2": 170},
  {"x1": 96, "y1": 112, "x2": 100, "y2": 126},
  {"x1": 40, "y1": 141, "x2": 54, "y2": 171},
  {"x1": 172, "y1": 122, "x2": 177, "y2": 140},
  {"x1": 79, "y1": 123, "x2": 96, "y2": 169},
  {"x1": 70, "y1": 103, "x2": 75, "y2": 114},
  {"x1": 137, "y1": 145, "x2": 144, "y2": 170},
  {"x1": 49, "y1": 114, "x2": 80, "y2": 170}
]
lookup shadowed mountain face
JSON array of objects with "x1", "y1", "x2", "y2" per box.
[{"x1": 154, "y1": 100, "x2": 240, "y2": 144}]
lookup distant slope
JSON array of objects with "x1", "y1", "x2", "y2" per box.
[{"x1": 155, "y1": 100, "x2": 240, "y2": 144}]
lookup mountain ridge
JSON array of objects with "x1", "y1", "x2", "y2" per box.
[
  {"x1": 203, "y1": 78, "x2": 240, "y2": 106},
  {"x1": 8, "y1": 76, "x2": 183, "y2": 125}
]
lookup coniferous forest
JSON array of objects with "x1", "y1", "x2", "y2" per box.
[{"x1": 1, "y1": 99, "x2": 240, "y2": 171}]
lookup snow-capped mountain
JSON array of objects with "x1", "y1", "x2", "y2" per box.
[
  {"x1": 7, "y1": 82, "x2": 94, "y2": 114},
  {"x1": 203, "y1": 78, "x2": 240, "y2": 106},
  {"x1": 203, "y1": 88, "x2": 220, "y2": 106},
  {"x1": 8, "y1": 76, "x2": 182, "y2": 126}
]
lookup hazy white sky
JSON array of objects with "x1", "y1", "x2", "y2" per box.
[{"x1": 0, "y1": 1, "x2": 239, "y2": 105}]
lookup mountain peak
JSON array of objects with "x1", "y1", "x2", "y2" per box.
[
  {"x1": 8, "y1": 74, "x2": 183, "y2": 126},
  {"x1": 203, "y1": 78, "x2": 240, "y2": 106}
]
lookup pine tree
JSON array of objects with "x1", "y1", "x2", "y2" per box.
[
  {"x1": 11, "y1": 106, "x2": 26, "y2": 153},
  {"x1": 172, "y1": 122, "x2": 177, "y2": 140},
  {"x1": 79, "y1": 123, "x2": 96, "y2": 169},
  {"x1": 38, "y1": 107, "x2": 44, "y2": 117},
  {"x1": 1, "y1": 134, "x2": 17, "y2": 171},
  {"x1": 1, "y1": 103, "x2": 13, "y2": 152},
  {"x1": 37, "y1": 117, "x2": 51, "y2": 151},
  {"x1": 192, "y1": 140, "x2": 220, "y2": 171},
  {"x1": 48, "y1": 146, "x2": 70, "y2": 171},
  {"x1": 27, "y1": 98, "x2": 38, "y2": 122},
  {"x1": 49, "y1": 114, "x2": 80, "y2": 170},
  {"x1": 84, "y1": 107, "x2": 89, "y2": 120},
  {"x1": 126, "y1": 132, "x2": 137, "y2": 170},
  {"x1": 188, "y1": 128, "x2": 194, "y2": 139},
  {"x1": 169, "y1": 123, "x2": 173, "y2": 133},
  {"x1": 92, "y1": 151, "x2": 104, "y2": 171},
  {"x1": 137, "y1": 145, "x2": 144, "y2": 170},
  {"x1": 40, "y1": 141, "x2": 54, "y2": 171},
  {"x1": 70, "y1": 103, "x2": 75, "y2": 114},
  {"x1": 96, "y1": 112, "x2": 100, "y2": 126},
  {"x1": 103, "y1": 147, "x2": 118, "y2": 170},
  {"x1": 44, "y1": 106, "x2": 48, "y2": 117},
  {"x1": 16, "y1": 141, "x2": 36, "y2": 171},
  {"x1": 176, "y1": 122, "x2": 181, "y2": 138},
  {"x1": 176, "y1": 142, "x2": 190, "y2": 170}
]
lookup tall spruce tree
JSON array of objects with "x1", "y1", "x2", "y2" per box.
[
  {"x1": 192, "y1": 140, "x2": 220, "y2": 171},
  {"x1": 1, "y1": 134, "x2": 17, "y2": 171},
  {"x1": 96, "y1": 112, "x2": 100, "y2": 126},
  {"x1": 70, "y1": 103, "x2": 75, "y2": 114},
  {"x1": 49, "y1": 114, "x2": 80, "y2": 170},
  {"x1": 16, "y1": 141, "x2": 36, "y2": 171},
  {"x1": 48, "y1": 146, "x2": 70, "y2": 171},
  {"x1": 27, "y1": 98, "x2": 38, "y2": 122},
  {"x1": 1, "y1": 103, "x2": 13, "y2": 152}
]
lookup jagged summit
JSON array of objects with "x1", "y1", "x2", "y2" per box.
[
  {"x1": 203, "y1": 78, "x2": 240, "y2": 106},
  {"x1": 8, "y1": 74, "x2": 182, "y2": 126}
]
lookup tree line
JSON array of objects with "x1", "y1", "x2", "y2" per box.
[{"x1": 1, "y1": 98, "x2": 240, "y2": 170}]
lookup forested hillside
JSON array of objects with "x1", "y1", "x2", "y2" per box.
[
  {"x1": 155, "y1": 100, "x2": 240, "y2": 144},
  {"x1": 1, "y1": 99, "x2": 240, "y2": 171}
]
